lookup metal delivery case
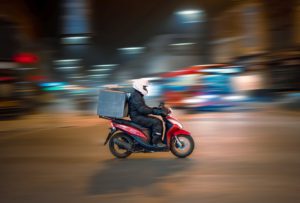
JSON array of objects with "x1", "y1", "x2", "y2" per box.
[{"x1": 97, "y1": 90, "x2": 128, "y2": 118}]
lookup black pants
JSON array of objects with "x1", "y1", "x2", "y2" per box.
[{"x1": 131, "y1": 115, "x2": 163, "y2": 141}]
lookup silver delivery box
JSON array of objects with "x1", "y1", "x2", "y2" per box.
[{"x1": 97, "y1": 90, "x2": 128, "y2": 118}]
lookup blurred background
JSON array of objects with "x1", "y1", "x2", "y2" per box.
[
  {"x1": 0, "y1": 0, "x2": 300, "y2": 202},
  {"x1": 0, "y1": 0, "x2": 299, "y2": 116}
]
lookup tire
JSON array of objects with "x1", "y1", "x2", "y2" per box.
[
  {"x1": 109, "y1": 132, "x2": 133, "y2": 159},
  {"x1": 170, "y1": 135, "x2": 194, "y2": 158}
]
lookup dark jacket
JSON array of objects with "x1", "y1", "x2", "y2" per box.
[{"x1": 128, "y1": 90, "x2": 153, "y2": 118}]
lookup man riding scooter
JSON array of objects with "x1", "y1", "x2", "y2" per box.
[{"x1": 128, "y1": 78, "x2": 167, "y2": 147}]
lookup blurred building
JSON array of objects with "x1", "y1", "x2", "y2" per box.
[
  {"x1": 295, "y1": 1, "x2": 300, "y2": 45},
  {"x1": 111, "y1": 34, "x2": 203, "y2": 82},
  {"x1": 209, "y1": 0, "x2": 300, "y2": 93},
  {"x1": 55, "y1": 0, "x2": 92, "y2": 83},
  {"x1": 211, "y1": 0, "x2": 299, "y2": 62},
  {"x1": 0, "y1": 0, "x2": 37, "y2": 42},
  {"x1": 0, "y1": 0, "x2": 58, "y2": 81}
]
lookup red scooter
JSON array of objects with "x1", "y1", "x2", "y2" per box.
[{"x1": 102, "y1": 103, "x2": 194, "y2": 158}]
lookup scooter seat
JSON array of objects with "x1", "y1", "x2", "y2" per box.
[{"x1": 113, "y1": 118, "x2": 150, "y2": 134}]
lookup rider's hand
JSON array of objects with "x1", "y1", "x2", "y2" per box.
[
  {"x1": 153, "y1": 107, "x2": 168, "y2": 116},
  {"x1": 152, "y1": 107, "x2": 163, "y2": 115},
  {"x1": 160, "y1": 110, "x2": 168, "y2": 117}
]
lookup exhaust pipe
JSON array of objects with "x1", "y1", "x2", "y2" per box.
[{"x1": 113, "y1": 139, "x2": 132, "y2": 151}]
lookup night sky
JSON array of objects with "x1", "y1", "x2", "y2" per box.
[{"x1": 23, "y1": 0, "x2": 237, "y2": 49}]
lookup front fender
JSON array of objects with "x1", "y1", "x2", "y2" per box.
[
  {"x1": 167, "y1": 129, "x2": 191, "y2": 146},
  {"x1": 173, "y1": 129, "x2": 191, "y2": 136}
]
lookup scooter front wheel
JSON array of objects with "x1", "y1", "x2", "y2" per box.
[
  {"x1": 109, "y1": 132, "x2": 133, "y2": 159},
  {"x1": 170, "y1": 135, "x2": 194, "y2": 158}
]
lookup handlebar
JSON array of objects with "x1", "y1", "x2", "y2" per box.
[
  {"x1": 157, "y1": 102, "x2": 171, "y2": 117},
  {"x1": 159, "y1": 101, "x2": 165, "y2": 108}
]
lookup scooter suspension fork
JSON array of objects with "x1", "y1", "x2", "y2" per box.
[{"x1": 174, "y1": 136, "x2": 183, "y2": 148}]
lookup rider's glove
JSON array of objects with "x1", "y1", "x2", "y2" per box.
[
  {"x1": 152, "y1": 107, "x2": 167, "y2": 116},
  {"x1": 160, "y1": 110, "x2": 168, "y2": 117},
  {"x1": 152, "y1": 107, "x2": 162, "y2": 115}
]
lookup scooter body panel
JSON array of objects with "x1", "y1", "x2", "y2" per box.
[
  {"x1": 105, "y1": 111, "x2": 193, "y2": 153},
  {"x1": 113, "y1": 123, "x2": 148, "y2": 142},
  {"x1": 164, "y1": 118, "x2": 192, "y2": 146},
  {"x1": 111, "y1": 121, "x2": 168, "y2": 152}
]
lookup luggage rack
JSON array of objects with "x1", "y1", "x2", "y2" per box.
[
  {"x1": 98, "y1": 115, "x2": 130, "y2": 121},
  {"x1": 98, "y1": 115, "x2": 116, "y2": 120},
  {"x1": 98, "y1": 115, "x2": 148, "y2": 131}
]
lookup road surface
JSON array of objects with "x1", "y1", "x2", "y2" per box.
[{"x1": 0, "y1": 109, "x2": 299, "y2": 203}]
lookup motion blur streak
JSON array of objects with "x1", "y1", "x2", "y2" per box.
[{"x1": 0, "y1": 0, "x2": 299, "y2": 202}]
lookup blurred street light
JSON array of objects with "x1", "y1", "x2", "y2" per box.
[
  {"x1": 175, "y1": 9, "x2": 204, "y2": 23},
  {"x1": 18, "y1": 67, "x2": 37, "y2": 71},
  {"x1": 61, "y1": 36, "x2": 90, "y2": 45},
  {"x1": 89, "y1": 74, "x2": 109, "y2": 77},
  {"x1": 90, "y1": 64, "x2": 118, "y2": 73},
  {"x1": 69, "y1": 75, "x2": 84, "y2": 79},
  {"x1": 57, "y1": 66, "x2": 82, "y2": 70},
  {"x1": 200, "y1": 67, "x2": 242, "y2": 74},
  {"x1": 92, "y1": 64, "x2": 118, "y2": 68},
  {"x1": 118, "y1": 47, "x2": 145, "y2": 54},
  {"x1": 176, "y1": 10, "x2": 201, "y2": 15},
  {"x1": 54, "y1": 59, "x2": 81, "y2": 66},
  {"x1": 89, "y1": 69, "x2": 111, "y2": 72},
  {"x1": 13, "y1": 53, "x2": 39, "y2": 64},
  {"x1": 170, "y1": 42, "x2": 196, "y2": 46}
]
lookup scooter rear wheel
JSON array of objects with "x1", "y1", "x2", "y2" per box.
[
  {"x1": 109, "y1": 132, "x2": 133, "y2": 158},
  {"x1": 170, "y1": 135, "x2": 194, "y2": 158}
]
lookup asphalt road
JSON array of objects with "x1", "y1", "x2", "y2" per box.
[{"x1": 0, "y1": 110, "x2": 299, "y2": 203}]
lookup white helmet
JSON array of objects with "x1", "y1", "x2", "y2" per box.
[{"x1": 133, "y1": 78, "x2": 149, "y2": 96}]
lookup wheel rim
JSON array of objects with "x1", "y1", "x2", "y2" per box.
[
  {"x1": 113, "y1": 136, "x2": 130, "y2": 155},
  {"x1": 172, "y1": 136, "x2": 191, "y2": 155}
]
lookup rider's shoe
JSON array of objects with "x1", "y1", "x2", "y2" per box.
[{"x1": 154, "y1": 141, "x2": 167, "y2": 148}]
